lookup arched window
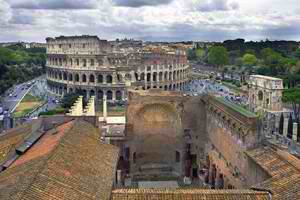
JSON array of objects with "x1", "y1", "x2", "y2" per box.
[
  {"x1": 116, "y1": 91, "x2": 122, "y2": 101},
  {"x1": 75, "y1": 74, "x2": 79, "y2": 82},
  {"x1": 107, "y1": 90, "x2": 113, "y2": 100},
  {"x1": 107, "y1": 75, "x2": 113, "y2": 84},
  {"x1": 153, "y1": 72, "x2": 157, "y2": 82},
  {"x1": 147, "y1": 73, "x2": 151, "y2": 82},
  {"x1": 98, "y1": 90, "x2": 104, "y2": 99},
  {"x1": 258, "y1": 91, "x2": 263, "y2": 101},
  {"x1": 82, "y1": 74, "x2": 87, "y2": 82},
  {"x1": 90, "y1": 90, "x2": 95, "y2": 97},
  {"x1": 63, "y1": 72, "x2": 67, "y2": 81},
  {"x1": 98, "y1": 74, "x2": 103, "y2": 83},
  {"x1": 68, "y1": 74, "x2": 73, "y2": 81},
  {"x1": 89, "y1": 74, "x2": 95, "y2": 83}
]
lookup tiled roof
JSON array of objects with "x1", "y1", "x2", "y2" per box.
[
  {"x1": 111, "y1": 189, "x2": 270, "y2": 200},
  {"x1": 0, "y1": 119, "x2": 119, "y2": 200},
  {"x1": 0, "y1": 123, "x2": 33, "y2": 165},
  {"x1": 246, "y1": 146, "x2": 300, "y2": 200}
]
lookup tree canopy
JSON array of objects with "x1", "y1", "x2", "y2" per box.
[
  {"x1": 283, "y1": 88, "x2": 300, "y2": 120},
  {"x1": 208, "y1": 46, "x2": 229, "y2": 68},
  {"x1": 242, "y1": 53, "x2": 257, "y2": 66}
]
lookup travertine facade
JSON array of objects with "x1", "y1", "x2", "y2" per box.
[
  {"x1": 248, "y1": 75, "x2": 283, "y2": 112},
  {"x1": 46, "y1": 35, "x2": 190, "y2": 101}
]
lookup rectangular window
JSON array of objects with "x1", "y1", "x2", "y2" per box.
[{"x1": 91, "y1": 59, "x2": 94, "y2": 66}]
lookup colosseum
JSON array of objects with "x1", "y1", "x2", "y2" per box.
[{"x1": 46, "y1": 35, "x2": 191, "y2": 101}]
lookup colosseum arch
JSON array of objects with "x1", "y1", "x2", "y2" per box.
[
  {"x1": 107, "y1": 90, "x2": 113, "y2": 100},
  {"x1": 68, "y1": 73, "x2": 73, "y2": 81},
  {"x1": 98, "y1": 74, "x2": 103, "y2": 83},
  {"x1": 107, "y1": 75, "x2": 113, "y2": 84},
  {"x1": 98, "y1": 90, "x2": 104, "y2": 99},
  {"x1": 89, "y1": 74, "x2": 95, "y2": 83},
  {"x1": 75, "y1": 74, "x2": 80, "y2": 82},
  {"x1": 59, "y1": 72, "x2": 62, "y2": 80},
  {"x1": 63, "y1": 72, "x2": 67, "y2": 81},
  {"x1": 82, "y1": 74, "x2": 87, "y2": 83},
  {"x1": 153, "y1": 72, "x2": 157, "y2": 82},
  {"x1": 116, "y1": 90, "x2": 122, "y2": 100}
]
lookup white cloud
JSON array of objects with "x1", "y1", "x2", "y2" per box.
[{"x1": 0, "y1": 0, "x2": 300, "y2": 42}]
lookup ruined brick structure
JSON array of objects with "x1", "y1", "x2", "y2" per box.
[{"x1": 124, "y1": 90, "x2": 207, "y2": 178}]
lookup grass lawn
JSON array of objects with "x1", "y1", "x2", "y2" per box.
[
  {"x1": 13, "y1": 94, "x2": 44, "y2": 117},
  {"x1": 216, "y1": 97, "x2": 257, "y2": 118}
]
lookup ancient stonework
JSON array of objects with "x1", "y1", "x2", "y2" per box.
[{"x1": 45, "y1": 35, "x2": 191, "y2": 101}]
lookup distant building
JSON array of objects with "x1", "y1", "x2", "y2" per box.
[
  {"x1": 45, "y1": 35, "x2": 191, "y2": 101},
  {"x1": 248, "y1": 75, "x2": 283, "y2": 113}
]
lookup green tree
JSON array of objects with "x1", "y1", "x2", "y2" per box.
[
  {"x1": 283, "y1": 88, "x2": 300, "y2": 120},
  {"x1": 294, "y1": 48, "x2": 300, "y2": 59},
  {"x1": 208, "y1": 46, "x2": 229, "y2": 68},
  {"x1": 242, "y1": 54, "x2": 257, "y2": 66},
  {"x1": 61, "y1": 93, "x2": 81, "y2": 110},
  {"x1": 260, "y1": 48, "x2": 274, "y2": 60},
  {"x1": 234, "y1": 57, "x2": 243, "y2": 67}
]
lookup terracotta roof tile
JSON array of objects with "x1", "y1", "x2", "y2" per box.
[
  {"x1": 111, "y1": 189, "x2": 270, "y2": 200},
  {"x1": 247, "y1": 146, "x2": 300, "y2": 200},
  {"x1": 0, "y1": 119, "x2": 119, "y2": 200}
]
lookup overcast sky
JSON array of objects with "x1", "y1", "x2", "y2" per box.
[{"x1": 0, "y1": 0, "x2": 300, "y2": 42}]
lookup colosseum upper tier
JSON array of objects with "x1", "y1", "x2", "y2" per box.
[{"x1": 46, "y1": 35, "x2": 191, "y2": 101}]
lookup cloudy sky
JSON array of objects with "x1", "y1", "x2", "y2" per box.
[{"x1": 0, "y1": 0, "x2": 300, "y2": 42}]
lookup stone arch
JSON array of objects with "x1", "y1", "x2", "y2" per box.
[
  {"x1": 68, "y1": 73, "x2": 73, "y2": 81},
  {"x1": 107, "y1": 90, "x2": 113, "y2": 100},
  {"x1": 164, "y1": 85, "x2": 168, "y2": 90},
  {"x1": 169, "y1": 72, "x2": 172, "y2": 80},
  {"x1": 135, "y1": 73, "x2": 138, "y2": 81},
  {"x1": 147, "y1": 73, "x2": 151, "y2": 82},
  {"x1": 116, "y1": 90, "x2": 122, "y2": 101},
  {"x1": 98, "y1": 90, "x2": 104, "y2": 100},
  {"x1": 89, "y1": 74, "x2": 95, "y2": 83},
  {"x1": 153, "y1": 72, "x2": 157, "y2": 82},
  {"x1": 59, "y1": 72, "x2": 62, "y2": 80},
  {"x1": 75, "y1": 74, "x2": 80, "y2": 82},
  {"x1": 98, "y1": 74, "x2": 103, "y2": 83},
  {"x1": 90, "y1": 89, "x2": 95, "y2": 97},
  {"x1": 258, "y1": 90, "x2": 263, "y2": 101},
  {"x1": 63, "y1": 72, "x2": 67, "y2": 81},
  {"x1": 107, "y1": 75, "x2": 113, "y2": 84},
  {"x1": 82, "y1": 74, "x2": 87, "y2": 82}
]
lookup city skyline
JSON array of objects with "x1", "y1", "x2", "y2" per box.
[{"x1": 0, "y1": 0, "x2": 300, "y2": 42}]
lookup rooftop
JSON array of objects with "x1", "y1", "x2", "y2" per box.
[
  {"x1": 215, "y1": 96, "x2": 257, "y2": 118},
  {"x1": 247, "y1": 146, "x2": 300, "y2": 200},
  {"x1": 111, "y1": 189, "x2": 270, "y2": 200},
  {"x1": 250, "y1": 75, "x2": 282, "y2": 81},
  {"x1": 0, "y1": 117, "x2": 119, "y2": 200}
]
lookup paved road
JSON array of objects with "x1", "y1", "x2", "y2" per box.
[{"x1": 185, "y1": 79, "x2": 248, "y2": 106}]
